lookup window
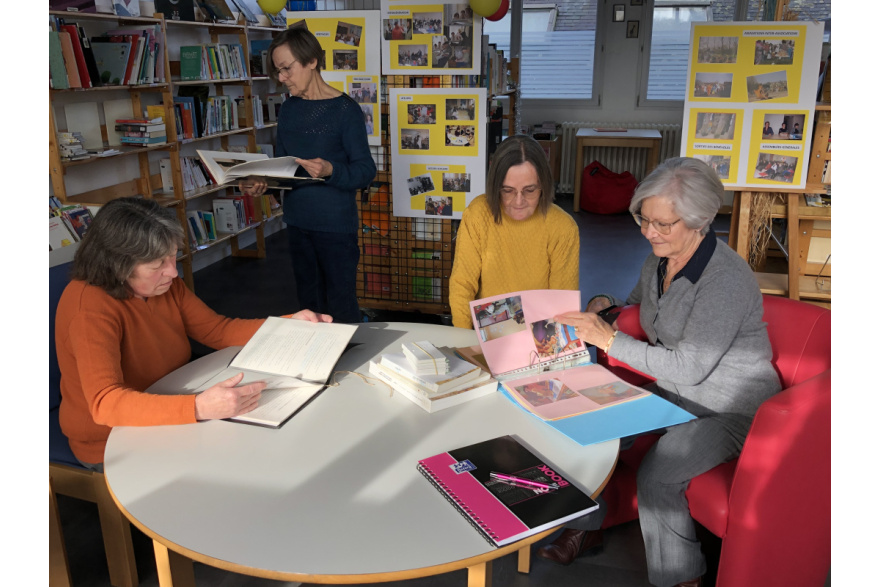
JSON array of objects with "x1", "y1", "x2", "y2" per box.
[{"x1": 483, "y1": 2, "x2": 600, "y2": 100}]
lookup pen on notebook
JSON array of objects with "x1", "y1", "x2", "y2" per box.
[{"x1": 489, "y1": 472, "x2": 558, "y2": 491}]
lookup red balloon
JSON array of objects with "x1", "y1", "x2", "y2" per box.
[{"x1": 486, "y1": 0, "x2": 509, "y2": 21}]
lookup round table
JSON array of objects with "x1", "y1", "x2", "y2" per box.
[{"x1": 105, "y1": 323, "x2": 619, "y2": 585}]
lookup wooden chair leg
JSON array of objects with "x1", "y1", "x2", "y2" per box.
[
  {"x1": 49, "y1": 481, "x2": 73, "y2": 587},
  {"x1": 94, "y1": 473, "x2": 139, "y2": 587},
  {"x1": 466, "y1": 559, "x2": 493, "y2": 587}
]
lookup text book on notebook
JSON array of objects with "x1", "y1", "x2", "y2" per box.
[{"x1": 417, "y1": 435, "x2": 599, "y2": 547}]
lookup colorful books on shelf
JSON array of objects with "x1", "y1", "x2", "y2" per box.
[
  {"x1": 178, "y1": 43, "x2": 247, "y2": 81},
  {"x1": 461, "y1": 290, "x2": 695, "y2": 446},
  {"x1": 50, "y1": 199, "x2": 94, "y2": 245},
  {"x1": 196, "y1": 150, "x2": 323, "y2": 186},
  {"x1": 417, "y1": 435, "x2": 599, "y2": 547}
]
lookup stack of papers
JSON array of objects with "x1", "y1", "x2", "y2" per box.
[{"x1": 402, "y1": 340, "x2": 449, "y2": 375}]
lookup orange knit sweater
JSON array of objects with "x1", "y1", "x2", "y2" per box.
[{"x1": 55, "y1": 278, "x2": 264, "y2": 464}]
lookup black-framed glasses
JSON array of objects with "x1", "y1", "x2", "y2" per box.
[{"x1": 632, "y1": 213, "x2": 682, "y2": 235}]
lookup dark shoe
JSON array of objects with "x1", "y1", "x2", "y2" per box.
[
  {"x1": 674, "y1": 577, "x2": 703, "y2": 587},
  {"x1": 535, "y1": 528, "x2": 603, "y2": 565}
]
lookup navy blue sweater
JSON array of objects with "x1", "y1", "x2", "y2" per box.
[{"x1": 276, "y1": 94, "x2": 376, "y2": 233}]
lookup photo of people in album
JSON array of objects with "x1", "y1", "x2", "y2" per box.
[
  {"x1": 399, "y1": 45, "x2": 429, "y2": 67},
  {"x1": 413, "y1": 12, "x2": 442, "y2": 35},
  {"x1": 514, "y1": 379, "x2": 579, "y2": 408},
  {"x1": 746, "y1": 70, "x2": 788, "y2": 102},
  {"x1": 530, "y1": 319, "x2": 582, "y2": 358},
  {"x1": 443, "y1": 173, "x2": 471, "y2": 192},
  {"x1": 446, "y1": 98, "x2": 476, "y2": 121},
  {"x1": 335, "y1": 22, "x2": 362, "y2": 47},
  {"x1": 446, "y1": 125, "x2": 475, "y2": 146},
  {"x1": 694, "y1": 112, "x2": 736, "y2": 140},
  {"x1": 753, "y1": 39, "x2": 795, "y2": 65},
  {"x1": 425, "y1": 196, "x2": 453, "y2": 216},
  {"x1": 577, "y1": 381, "x2": 644, "y2": 406},
  {"x1": 333, "y1": 50, "x2": 358, "y2": 71},
  {"x1": 759, "y1": 113, "x2": 805, "y2": 139},
  {"x1": 407, "y1": 104, "x2": 437, "y2": 124},
  {"x1": 693, "y1": 73, "x2": 733, "y2": 98},
  {"x1": 697, "y1": 36, "x2": 738, "y2": 63},
  {"x1": 754, "y1": 153, "x2": 798, "y2": 183},
  {"x1": 401, "y1": 128, "x2": 430, "y2": 150},
  {"x1": 383, "y1": 18, "x2": 412, "y2": 41},
  {"x1": 474, "y1": 296, "x2": 526, "y2": 341},
  {"x1": 694, "y1": 155, "x2": 731, "y2": 180},
  {"x1": 350, "y1": 82, "x2": 377, "y2": 103},
  {"x1": 407, "y1": 173, "x2": 435, "y2": 196}
]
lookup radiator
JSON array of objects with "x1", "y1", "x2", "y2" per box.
[{"x1": 558, "y1": 122, "x2": 682, "y2": 194}]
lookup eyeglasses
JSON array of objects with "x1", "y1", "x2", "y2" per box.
[
  {"x1": 275, "y1": 60, "x2": 298, "y2": 79},
  {"x1": 632, "y1": 213, "x2": 682, "y2": 235},
  {"x1": 500, "y1": 186, "x2": 542, "y2": 201}
]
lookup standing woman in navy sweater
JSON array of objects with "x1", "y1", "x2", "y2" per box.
[{"x1": 241, "y1": 26, "x2": 376, "y2": 323}]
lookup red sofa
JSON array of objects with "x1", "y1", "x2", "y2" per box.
[{"x1": 597, "y1": 295, "x2": 831, "y2": 587}]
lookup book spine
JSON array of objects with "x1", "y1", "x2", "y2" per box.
[{"x1": 416, "y1": 463, "x2": 498, "y2": 547}]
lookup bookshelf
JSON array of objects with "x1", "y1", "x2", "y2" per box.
[{"x1": 48, "y1": 10, "x2": 288, "y2": 291}]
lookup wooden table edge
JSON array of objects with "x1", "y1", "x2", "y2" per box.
[{"x1": 106, "y1": 449, "x2": 620, "y2": 584}]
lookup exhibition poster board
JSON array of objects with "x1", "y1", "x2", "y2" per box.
[
  {"x1": 389, "y1": 87, "x2": 487, "y2": 218},
  {"x1": 380, "y1": 0, "x2": 482, "y2": 76},
  {"x1": 681, "y1": 21, "x2": 824, "y2": 188},
  {"x1": 287, "y1": 11, "x2": 382, "y2": 145}
]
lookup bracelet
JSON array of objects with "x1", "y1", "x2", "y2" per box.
[{"x1": 603, "y1": 330, "x2": 618, "y2": 354}]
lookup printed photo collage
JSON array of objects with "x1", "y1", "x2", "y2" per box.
[{"x1": 383, "y1": 3, "x2": 476, "y2": 70}]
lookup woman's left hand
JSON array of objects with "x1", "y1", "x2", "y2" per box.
[
  {"x1": 555, "y1": 311, "x2": 616, "y2": 349},
  {"x1": 286, "y1": 309, "x2": 333, "y2": 323},
  {"x1": 296, "y1": 157, "x2": 333, "y2": 179}
]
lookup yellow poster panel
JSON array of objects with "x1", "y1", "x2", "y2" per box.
[
  {"x1": 349, "y1": 75, "x2": 380, "y2": 141},
  {"x1": 385, "y1": 4, "x2": 475, "y2": 71},
  {"x1": 684, "y1": 108, "x2": 744, "y2": 184},
  {"x1": 406, "y1": 163, "x2": 470, "y2": 214},
  {"x1": 746, "y1": 108, "x2": 812, "y2": 187},
  {"x1": 289, "y1": 17, "x2": 368, "y2": 73},
  {"x1": 690, "y1": 24, "x2": 807, "y2": 105},
  {"x1": 396, "y1": 93, "x2": 479, "y2": 156}
]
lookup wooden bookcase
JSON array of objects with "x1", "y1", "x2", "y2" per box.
[{"x1": 48, "y1": 10, "x2": 288, "y2": 291}]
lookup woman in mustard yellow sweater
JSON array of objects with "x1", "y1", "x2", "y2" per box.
[{"x1": 450, "y1": 135, "x2": 579, "y2": 328}]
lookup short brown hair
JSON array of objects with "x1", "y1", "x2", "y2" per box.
[
  {"x1": 485, "y1": 135, "x2": 555, "y2": 223},
  {"x1": 268, "y1": 25, "x2": 324, "y2": 80},
  {"x1": 71, "y1": 198, "x2": 184, "y2": 299}
]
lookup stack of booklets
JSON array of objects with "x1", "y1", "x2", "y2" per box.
[
  {"x1": 417, "y1": 435, "x2": 599, "y2": 547},
  {"x1": 402, "y1": 340, "x2": 449, "y2": 374},
  {"x1": 459, "y1": 290, "x2": 695, "y2": 446},
  {"x1": 368, "y1": 347, "x2": 497, "y2": 413},
  {"x1": 116, "y1": 118, "x2": 166, "y2": 146},
  {"x1": 56, "y1": 132, "x2": 89, "y2": 161}
]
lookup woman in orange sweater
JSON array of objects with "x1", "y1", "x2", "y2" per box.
[{"x1": 55, "y1": 198, "x2": 331, "y2": 469}]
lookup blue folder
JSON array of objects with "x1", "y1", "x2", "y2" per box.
[{"x1": 499, "y1": 387, "x2": 695, "y2": 446}]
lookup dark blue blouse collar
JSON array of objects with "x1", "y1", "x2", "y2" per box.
[{"x1": 657, "y1": 226, "x2": 717, "y2": 286}]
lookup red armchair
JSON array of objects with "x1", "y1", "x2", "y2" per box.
[{"x1": 597, "y1": 295, "x2": 831, "y2": 587}]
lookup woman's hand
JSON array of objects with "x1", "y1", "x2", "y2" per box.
[
  {"x1": 555, "y1": 311, "x2": 617, "y2": 349},
  {"x1": 238, "y1": 176, "x2": 267, "y2": 196},
  {"x1": 286, "y1": 309, "x2": 333, "y2": 323},
  {"x1": 296, "y1": 157, "x2": 333, "y2": 179},
  {"x1": 194, "y1": 372, "x2": 265, "y2": 421}
]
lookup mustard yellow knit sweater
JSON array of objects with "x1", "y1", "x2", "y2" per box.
[{"x1": 449, "y1": 195, "x2": 580, "y2": 328}]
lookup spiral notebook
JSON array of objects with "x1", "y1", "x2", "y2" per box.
[{"x1": 417, "y1": 435, "x2": 598, "y2": 547}]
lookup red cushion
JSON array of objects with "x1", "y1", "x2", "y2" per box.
[
  {"x1": 579, "y1": 160, "x2": 638, "y2": 215},
  {"x1": 685, "y1": 461, "x2": 736, "y2": 538}
]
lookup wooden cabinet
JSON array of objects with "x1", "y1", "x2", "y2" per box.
[{"x1": 49, "y1": 10, "x2": 287, "y2": 291}]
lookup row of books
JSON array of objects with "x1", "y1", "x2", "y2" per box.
[
  {"x1": 172, "y1": 93, "x2": 274, "y2": 140},
  {"x1": 116, "y1": 118, "x2": 167, "y2": 146},
  {"x1": 180, "y1": 43, "x2": 247, "y2": 81},
  {"x1": 185, "y1": 194, "x2": 275, "y2": 248},
  {"x1": 368, "y1": 343, "x2": 497, "y2": 413},
  {"x1": 49, "y1": 197, "x2": 94, "y2": 251},
  {"x1": 49, "y1": 17, "x2": 164, "y2": 89}
]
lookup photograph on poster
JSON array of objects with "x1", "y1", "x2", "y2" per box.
[
  {"x1": 426, "y1": 196, "x2": 453, "y2": 216},
  {"x1": 335, "y1": 22, "x2": 362, "y2": 46},
  {"x1": 754, "y1": 153, "x2": 798, "y2": 183},
  {"x1": 384, "y1": 18, "x2": 412, "y2": 40},
  {"x1": 443, "y1": 172, "x2": 471, "y2": 192},
  {"x1": 402, "y1": 129, "x2": 431, "y2": 150},
  {"x1": 333, "y1": 50, "x2": 358, "y2": 70},
  {"x1": 447, "y1": 3, "x2": 474, "y2": 24},
  {"x1": 697, "y1": 36, "x2": 738, "y2": 63},
  {"x1": 360, "y1": 105, "x2": 375, "y2": 134},
  {"x1": 432, "y1": 35, "x2": 472, "y2": 68},
  {"x1": 746, "y1": 70, "x2": 788, "y2": 102},
  {"x1": 694, "y1": 112, "x2": 736, "y2": 140},
  {"x1": 413, "y1": 12, "x2": 442, "y2": 34},
  {"x1": 407, "y1": 104, "x2": 437, "y2": 124},
  {"x1": 695, "y1": 155, "x2": 732, "y2": 180},
  {"x1": 408, "y1": 173, "x2": 436, "y2": 195},
  {"x1": 446, "y1": 125, "x2": 475, "y2": 146},
  {"x1": 350, "y1": 82, "x2": 377, "y2": 103},
  {"x1": 446, "y1": 98, "x2": 476, "y2": 120},
  {"x1": 399, "y1": 44, "x2": 429, "y2": 66},
  {"x1": 760, "y1": 113, "x2": 805, "y2": 139},
  {"x1": 754, "y1": 39, "x2": 795, "y2": 65},
  {"x1": 693, "y1": 73, "x2": 733, "y2": 98}
]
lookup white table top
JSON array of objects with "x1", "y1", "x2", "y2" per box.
[
  {"x1": 104, "y1": 322, "x2": 618, "y2": 578},
  {"x1": 575, "y1": 128, "x2": 662, "y2": 139}
]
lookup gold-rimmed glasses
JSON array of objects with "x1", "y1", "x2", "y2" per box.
[{"x1": 632, "y1": 213, "x2": 682, "y2": 235}]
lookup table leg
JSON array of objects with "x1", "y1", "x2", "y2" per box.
[
  {"x1": 153, "y1": 541, "x2": 196, "y2": 587},
  {"x1": 646, "y1": 141, "x2": 660, "y2": 175},
  {"x1": 467, "y1": 559, "x2": 494, "y2": 587},
  {"x1": 572, "y1": 140, "x2": 585, "y2": 213},
  {"x1": 733, "y1": 191, "x2": 752, "y2": 261},
  {"x1": 517, "y1": 544, "x2": 531, "y2": 573}
]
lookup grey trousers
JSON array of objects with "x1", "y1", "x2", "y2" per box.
[{"x1": 567, "y1": 415, "x2": 750, "y2": 587}]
